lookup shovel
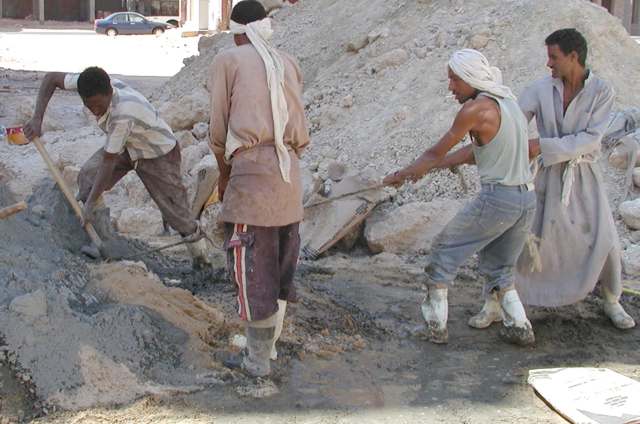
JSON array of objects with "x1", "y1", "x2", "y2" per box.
[{"x1": 8, "y1": 134, "x2": 105, "y2": 255}]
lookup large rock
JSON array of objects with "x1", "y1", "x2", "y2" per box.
[
  {"x1": 619, "y1": 199, "x2": 640, "y2": 230},
  {"x1": 117, "y1": 207, "x2": 164, "y2": 236},
  {"x1": 159, "y1": 88, "x2": 209, "y2": 131},
  {"x1": 364, "y1": 200, "x2": 462, "y2": 254},
  {"x1": 622, "y1": 244, "x2": 640, "y2": 276}
]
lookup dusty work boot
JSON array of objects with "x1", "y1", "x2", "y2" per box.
[
  {"x1": 270, "y1": 299, "x2": 287, "y2": 360},
  {"x1": 241, "y1": 326, "x2": 275, "y2": 377},
  {"x1": 603, "y1": 302, "x2": 636, "y2": 329},
  {"x1": 498, "y1": 289, "x2": 535, "y2": 346},
  {"x1": 468, "y1": 292, "x2": 504, "y2": 329},
  {"x1": 421, "y1": 286, "x2": 448, "y2": 344}
]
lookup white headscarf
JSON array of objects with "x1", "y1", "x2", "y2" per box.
[
  {"x1": 448, "y1": 49, "x2": 516, "y2": 101},
  {"x1": 230, "y1": 17, "x2": 291, "y2": 183}
]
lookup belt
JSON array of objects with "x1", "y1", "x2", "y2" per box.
[
  {"x1": 231, "y1": 142, "x2": 277, "y2": 158},
  {"x1": 481, "y1": 182, "x2": 535, "y2": 192}
]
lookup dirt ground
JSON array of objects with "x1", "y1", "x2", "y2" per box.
[
  {"x1": 1, "y1": 16, "x2": 640, "y2": 424},
  {"x1": 24, "y1": 253, "x2": 640, "y2": 424}
]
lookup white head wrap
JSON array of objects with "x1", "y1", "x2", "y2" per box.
[
  {"x1": 448, "y1": 49, "x2": 516, "y2": 101},
  {"x1": 230, "y1": 18, "x2": 291, "y2": 183}
]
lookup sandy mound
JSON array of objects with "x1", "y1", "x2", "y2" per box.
[{"x1": 89, "y1": 261, "x2": 227, "y2": 368}]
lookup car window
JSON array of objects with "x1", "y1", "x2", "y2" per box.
[
  {"x1": 129, "y1": 15, "x2": 145, "y2": 23},
  {"x1": 113, "y1": 14, "x2": 128, "y2": 24}
]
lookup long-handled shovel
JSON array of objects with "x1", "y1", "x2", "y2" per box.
[
  {"x1": 8, "y1": 129, "x2": 102, "y2": 255},
  {"x1": 28, "y1": 136, "x2": 104, "y2": 255}
]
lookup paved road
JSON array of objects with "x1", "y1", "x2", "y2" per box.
[{"x1": 0, "y1": 27, "x2": 200, "y2": 77}]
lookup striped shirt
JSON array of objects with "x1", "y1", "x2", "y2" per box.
[{"x1": 64, "y1": 73, "x2": 176, "y2": 161}]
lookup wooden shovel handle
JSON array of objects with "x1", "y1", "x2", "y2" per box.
[
  {"x1": 31, "y1": 137, "x2": 103, "y2": 249},
  {"x1": 0, "y1": 201, "x2": 27, "y2": 219}
]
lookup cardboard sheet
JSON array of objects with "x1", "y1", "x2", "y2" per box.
[{"x1": 528, "y1": 368, "x2": 640, "y2": 424}]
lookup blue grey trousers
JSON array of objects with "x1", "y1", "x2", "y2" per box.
[{"x1": 426, "y1": 183, "x2": 536, "y2": 294}]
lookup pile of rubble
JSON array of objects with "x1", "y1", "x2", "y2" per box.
[{"x1": 153, "y1": 0, "x2": 640, "y2": 256}]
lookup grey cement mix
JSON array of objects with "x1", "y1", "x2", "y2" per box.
[{"x1": 0, "y1": 180, "x2": 220, "y2": 410}]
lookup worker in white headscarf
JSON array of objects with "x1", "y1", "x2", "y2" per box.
[
  {"x1": 208, "y1": 0, "x2": 310, "y2": 378},
  {"x1": 385, "y1": 49, "x2": 536, "y2": 346}
]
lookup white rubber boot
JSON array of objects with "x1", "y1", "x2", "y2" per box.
[
  {"x1": 186, "y1": 238, "x2": 211, "y2": 270},
  {"x1": 468, "y1": 291, "x2": 504, "y2": 329},
  {"x1": 604, "y1": 302, "x2": 636, "y2": 329},
  {"x1": 498, "y1": 289, "x2": 535, "y2": 346},
  {"x1": 270, "y1": 299, "x2": 287, "y2": 360},
  {"x1": 421, "y1": 286, "x2": 448, "y2": 344}
]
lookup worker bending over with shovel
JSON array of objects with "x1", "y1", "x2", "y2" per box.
[
  {"x1": 23, "y1": 67, "x2": 211, "y2": 269},
  {"x1": 384, "y1": 49, "x2": 536, "y2": 346},
  {"x1": 208, "y1": 0, "x2": 310, "y2": 378}
]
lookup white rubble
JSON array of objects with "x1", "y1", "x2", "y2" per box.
[
  {"x1": 191, "y1": 122, "x2": 209, "y2": 140},
  {"x1": 159, "y1": 88, "x2": 209, "y2": 131},
  {"x1": 622, "y1": 244, "x2": 640, "y2": 276},
  {"x1": 176, "y1": 130, "x2": 199, "y2": 149},
  {"x1": 117, "y1": 207, "x2": 164, "y2": 236},
  {"x1": 619, "y1": 199, "x2": 640, "y2": 230}
]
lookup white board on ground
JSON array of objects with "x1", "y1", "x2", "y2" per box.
[{"x1": 528, "y1": 368, "x2": 640, "y2": 424}]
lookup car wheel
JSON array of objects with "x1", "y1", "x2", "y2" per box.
[
  {"x1": 152, "y1": 27, "x2": 164, "y2": 36},
  {"x1": 106, "y1": 28, "x2": 117, "y2": 37}
]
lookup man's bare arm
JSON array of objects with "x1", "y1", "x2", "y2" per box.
[
  {"x1": 434, "y1": 144, "x2": 475, "y2": 169},
  {"x1": 24, "y1": 72, "x2": 66, "y2": 140},
  {"x1": 384, "y1": 103, "x2": 479, "y2": 186},
  {"x1": 83, "y1": 152, "x2": 118, "y2": 224}
]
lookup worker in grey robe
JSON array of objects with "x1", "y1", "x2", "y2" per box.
[{"x1": 468, "y1": 28, "x2": 635, "y2": 330}]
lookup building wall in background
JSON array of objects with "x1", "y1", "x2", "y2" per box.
[{"x1": 1, "y1": 0, "x2": 33, "y2": 18}]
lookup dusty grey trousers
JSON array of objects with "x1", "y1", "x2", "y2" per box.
[{"x1": 426, "y1": 183, "x2": 536, "y2": 294}]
